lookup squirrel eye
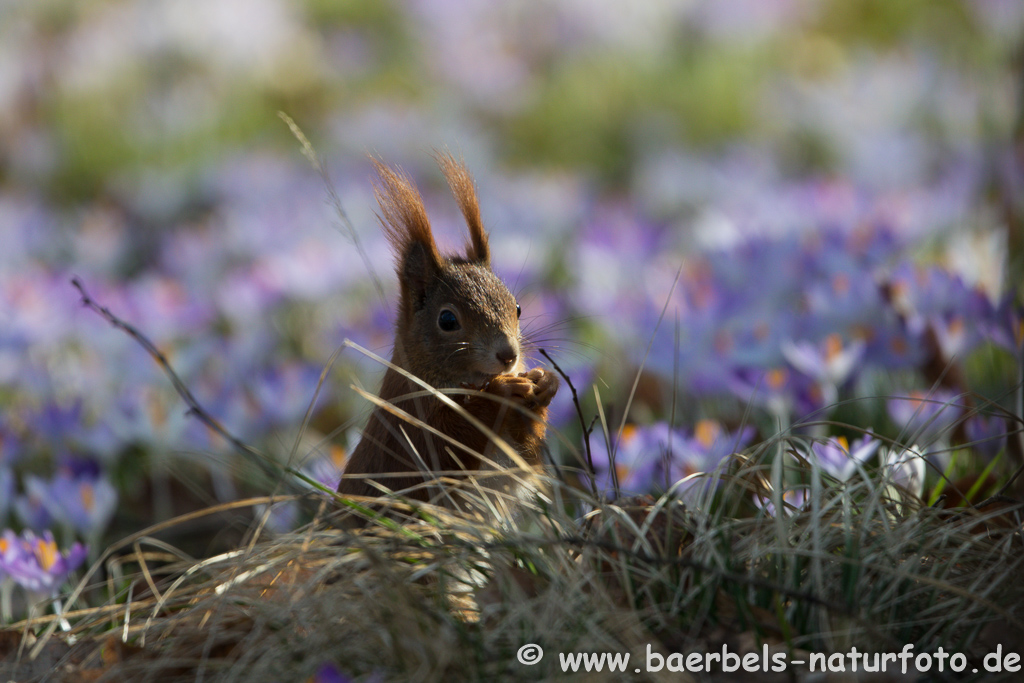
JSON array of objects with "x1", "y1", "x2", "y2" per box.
[
  {"x1": 438, "y1": 309, "x2": 460, "y2": 332},
  {"x1": 516, "y1": 303, "x2": 521, "y2": 319}
]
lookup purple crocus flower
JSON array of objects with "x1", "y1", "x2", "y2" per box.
[
  {"x1": 858, "y1": 315, "x2": 927, "y2": 370},
  {"x1": 592, "y1": 420, "x2": 753, "y2": 497},
  {"x1": 301, "y1": 445, "x2": 346, "y2": 492},
  {"x1": 21, "y1": 460, "x2": 118, "y2": 539},
  {"x1": 312, "y1": 661, "x2": 353, "y2": 683},
  {"x1": 984, "y1": 299, "x2": 1023, "y2": 353},
  {"x1": 783, "y1": 334, "x2": 865, "y2": 387},
  {"x1": 215, "y1": 266, "x2": 286, "y2": 324},
  {"x1": 124, "y1": 273, "x2": 215, "y2": 341},
  {"x1": 963, "y1": 413, "x2": 1008, "y2": 461},
  {"x1": 809, "y1": 435, "x2": 881, "y2": 482},
  {"x1": 0, "y1": 530, "x2": 87, "y2": 598},
  {"x1": 927, "y1": 314, "x2": 972, "y2": 362},
  {"x1": 727, "y1": 366, "x2": 827, "y2": 421},
  {"x1": 782, "y1": 333, "x2": 866, "y2": 405},
  {"x1": 29, "y1": 401, "x2": 86, "y2": 450},
  {"x1": 754, "y1": 487, "x2": 808, "y2": 517},
  {"x1": 799, "y1": 262, "x2": 888, "y2": 342},
  {"x1": 590, "y1": 423, "x2": 668, "y2": 496},
  {"x1": 251, "y1": 362, "x2": 329, "y2": 427},
  {"x1": 887, "y1": 390, "x2": 963, "y2": 441},
  {"x1": 884, "y1": 264, "x2": 992, "y2": 362},
  {"x1": 0, "y1": 429, "x2": 22, "y2": 467},
  {"x1": 13, "y1": 489, "x2": 53, "y2": 531},
  {"x1": 667, "y1": 419, "x2": 754, "y2": 491}
]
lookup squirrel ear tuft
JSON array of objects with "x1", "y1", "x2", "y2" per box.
[
  {"x1": 370, "y1": 156, "x2": 443, "y2": 294},
  {"x1": 435, "y1": 152, "x2": 490, "y2": 265}
]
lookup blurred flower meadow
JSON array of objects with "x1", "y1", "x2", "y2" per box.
[{"x1": 0, "y1": 0, "x2": 1022, "y2": 621}]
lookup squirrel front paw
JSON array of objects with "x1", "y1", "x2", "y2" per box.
[
  {"x1": 483, "y1": 367, "x2": 558, "y2": 410},
  {"x1": 520, "y1": 367, "x2": 559, "y2": 408}
]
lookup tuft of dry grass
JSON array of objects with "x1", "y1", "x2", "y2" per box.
[
  {"x1": 18, "y1": 280, "x2": 1019, "y2": 681},
  {"x1": 2, "y1": 441, "x2": 1022, "y2": 682}
]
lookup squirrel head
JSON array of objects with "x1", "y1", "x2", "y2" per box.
[{"x1": 371, "y1": 154, "x2": 523, "y2": 388}]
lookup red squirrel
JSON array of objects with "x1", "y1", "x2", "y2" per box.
[{"x1": 337, "y1": 154, "x2": 558, "y2": 516}]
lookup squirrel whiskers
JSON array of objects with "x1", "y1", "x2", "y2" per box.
[{"x1": 337, "y1": 154, "x2": 558, "y2": 517}]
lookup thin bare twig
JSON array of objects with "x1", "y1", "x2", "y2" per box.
[
  {"x1": 539, "y1": 348, "x2": 596, "y2": 496},
  {"x1": 71, "y1": 277, "x2": 283, "y2": 484}
]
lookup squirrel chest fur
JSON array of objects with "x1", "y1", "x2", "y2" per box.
[{"x1": 337, "y1": 155, "x2": 558, "y2": 515}]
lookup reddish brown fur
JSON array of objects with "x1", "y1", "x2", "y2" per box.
[
  {"x1": 340, "y1": 369, "x2": 551, "y2": 505},
  {"x1": 435, "y1": 152, "x2": 490, "y2": 263},
  {"x1": 368, "y1": 157, "x2": 443, "y2": 272}
]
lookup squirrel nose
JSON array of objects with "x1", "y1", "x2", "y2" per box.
[{"x1": 495, "y1": 346, "x2": 518, "y2": 367}]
